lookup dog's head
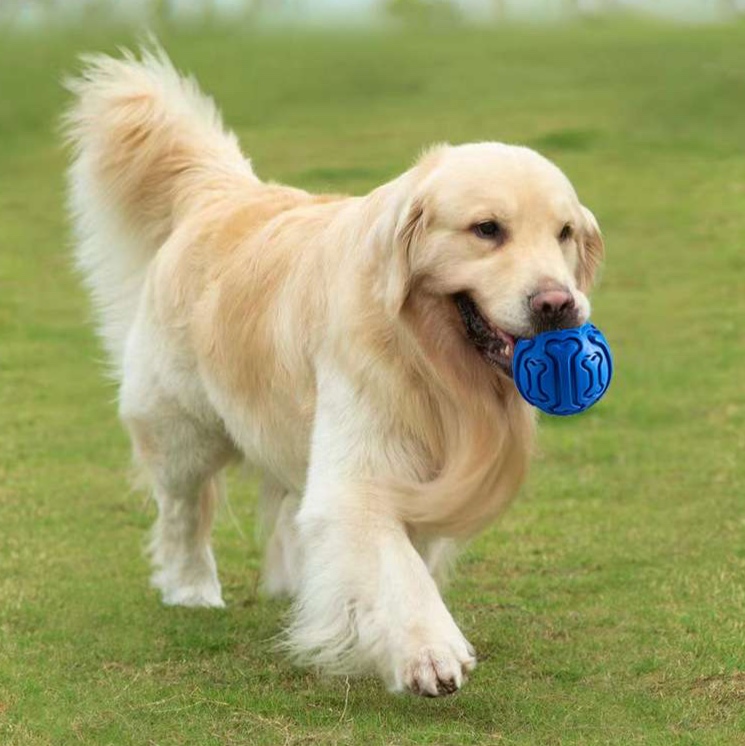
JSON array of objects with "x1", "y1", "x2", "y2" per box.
[{"x1": 383, "y1": 143, "x2": 603, "y2": 379}]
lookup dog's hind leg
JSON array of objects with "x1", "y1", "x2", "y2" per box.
[
  {"x1": 126, "y1": 405, "x2": 235, "y2": 608},
  {"x1": 258, "y1": 477, "x2": 302, "y2": 598}
]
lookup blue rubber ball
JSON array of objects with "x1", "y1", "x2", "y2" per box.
[{"x1": 513, "y1": 323, "x2": 613, "y2": 416}]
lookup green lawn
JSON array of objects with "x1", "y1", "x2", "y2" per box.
[{"x1": 1, "y1": 19, "x2": 745, "y2": 745}]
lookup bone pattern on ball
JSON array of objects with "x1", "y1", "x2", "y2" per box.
[{"x1": 513, "y1": 323, "x2": 613, "y2": 416}]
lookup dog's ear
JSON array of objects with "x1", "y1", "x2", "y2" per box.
[
  {"x1": 383, "y1": 196, "x2": 426, "y2": 317},
  {"x1": 576, "y1": 206, "x2": 604, "y2": 292},
  {"x1": 376, "y1": 147, "x2": 444, "y2": 316}
]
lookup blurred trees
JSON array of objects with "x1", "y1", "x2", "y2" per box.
[
  {"x1": 1, "y1": 0, "x2": 743, "y2": 27},
  {"x1": 383, "y1": 0, "x2": 461, "y2": 25}
]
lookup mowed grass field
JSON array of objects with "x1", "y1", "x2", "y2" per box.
[{"x1": 1, "y1": 20, "x2": 745, "y2": 745}]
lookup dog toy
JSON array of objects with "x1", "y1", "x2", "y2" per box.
[{"x1": 513, "y1": 323, "x2": 613, "y2": 416}]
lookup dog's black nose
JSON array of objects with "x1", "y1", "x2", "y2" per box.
[{"x1": 529, "y1": 287, "x2": 578, "y2": 331}]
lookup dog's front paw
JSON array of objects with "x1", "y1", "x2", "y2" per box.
[
  {"x1": 394, "y1": 639, "x2": 476, "y2": 697},
  {"x1": 152, "y1": 571, "x2": 225, "y2": 609},
  {"x1": 161, "y1": 584, "x2": 226, "y2": 608}
]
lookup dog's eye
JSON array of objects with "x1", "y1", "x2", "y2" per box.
[
  {"x1": 473, "y1": 221, "x2": 503, "y2": 241},
  {"x1": 559, "y1": 223, "x2": 573, "y2": 242}
]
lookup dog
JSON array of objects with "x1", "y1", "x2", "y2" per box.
[{"x1": 64, "y1": 47, "x2": 603, "y2": 697}]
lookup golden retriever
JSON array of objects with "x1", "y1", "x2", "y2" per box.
[{"x1": 64, "y1": 47, "x2": 603, "y2": 696}]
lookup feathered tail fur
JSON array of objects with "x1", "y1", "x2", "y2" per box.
[{"x1": 63, "y1": 46, "x2": 258, "y2": 372}]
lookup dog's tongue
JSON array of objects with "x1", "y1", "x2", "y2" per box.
[
  {"x1": 495, "y1": 328, "x2": 516, "y2": 354},
  {"x1": 484, "y1": 329, "x2": 515, "y2": 367}
]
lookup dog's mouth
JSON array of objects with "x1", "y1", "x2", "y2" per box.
[{"x1": 453, "y1": 292, "x2": 516, "y2": 377}]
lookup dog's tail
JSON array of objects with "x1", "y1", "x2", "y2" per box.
[{"x1": 63, "y1": 46, "x2": 259, "y2": 372}]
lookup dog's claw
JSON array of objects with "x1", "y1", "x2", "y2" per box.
[
  {"x1": 437, "y1": 677, "x2": 459, "y2": 696},
  {"x1": 399, "y1": 643, "x2": 476, "y2": 697}
]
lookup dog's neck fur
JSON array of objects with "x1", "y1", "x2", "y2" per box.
[{"x1": 333, "y1": 239, "x2": 536, "y2": 540}]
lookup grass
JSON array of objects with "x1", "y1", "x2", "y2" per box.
[{"x1": 1, "y1": 18, "x2": 745, "y2": 745}]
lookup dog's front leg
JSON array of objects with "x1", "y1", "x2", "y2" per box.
[{"x1": 288, "y1": 373, "x2": 476, "y2": 696}]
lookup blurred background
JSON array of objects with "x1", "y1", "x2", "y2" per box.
[
  {"x1": 1, "y1": 2, "x2": 744, "y2": 745},
  {"x1": 3, "y1": 0, "x2": 745, "y2": 26}
]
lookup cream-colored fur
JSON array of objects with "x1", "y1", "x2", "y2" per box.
[{"x1": 64, "y1": 47, "x2": 603, "y2": 696}]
